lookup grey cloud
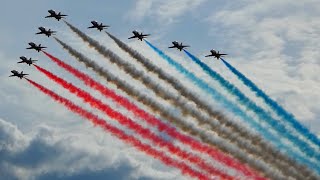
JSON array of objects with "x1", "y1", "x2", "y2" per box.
[{"x1": 0, "y1": 119, "x2": 164, "y2": 180}]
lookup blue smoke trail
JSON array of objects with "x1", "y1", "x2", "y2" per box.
[
  {"x1": 183, "y1": 51, "x2": 320, "y2": 163},
  {"x1": 144, "y1": 40, "x2": 320, "y2": 173},
  {"x1": 221, "y1": 58, "x2": 320, "y2": 148}
]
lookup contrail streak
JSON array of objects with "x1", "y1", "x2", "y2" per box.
[
  {"x1": 221, "y1": 58, "x2": 320, "y2": 148},
  {"x1": 54, "y1": 35, "x2": 294, "y2": 180},
  {"x1": 105, "y1": 32, "x2": 316, "y2": 179},
  {"x1": 26, "y1": 78, "x2": 209, "y2": 180},
  {"x1": 64, "y1": 19, "x2": 314, "y2": 178},
  {"x1": 183, "y1": 50, "x2": 320, "y2": 170},
  {"x1": 144, "y1": 40, "x2": 318, "y2": 179},
  {"x1": 42, "y1": 51, "x2": 263, "y2": 179},
  {"x1": 34, "y1": 64, "x2": 231, "y2": 179}
]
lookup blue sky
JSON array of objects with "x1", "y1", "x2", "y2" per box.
[{"x1": 1, "y1": 0, "x2": 319, "y2": 179}]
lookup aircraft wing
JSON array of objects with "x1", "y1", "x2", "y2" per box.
[
  {"x1": 17, "y1": 61, "x2": 24, "y2": 63},
  {"x1": 205, "y1": 54, "x2": 213, "y2": 57},
  {"x1": 220, "y1": 53, "x2": 227, "y2": 55},
  {"x1": 26, "y1": 47, "x2": 33, "y2": 49},
  {"x1": 36, "y1": 32, "x2": 43, "y2": 34},
  {"x1": 40, "y1": 46, "x2": 47, "y2": 49},
  {"x1": 142, "y1": 34, "x2": 150, "y2": 37},
  {"x1": 88, "y1": 26, "x2": 96, "y2": 29},
  {"x1": 128, "y1": 36, "x2": 136, "y2": 39},
  {"x1": 9, "y1": 75, "x2": 15, "y2": 77},
  {"x1": 22, "y1": 73, "x2": 29, "y2": 76},
  {"x1": 168, "y1": 46, "x2": 176, "y2": 48},
  {"x1": 182, "y1": 45, "x2": 190, "y2": 48},
  {"x1": 45, "y1": 15, "x2": 53, "y2": 18}
]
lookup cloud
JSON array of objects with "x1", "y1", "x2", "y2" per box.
[
  {"x1": 126, "y1": 0, "x2": 206, "y2": 25},
  {"x1": 126, "y1": 0, "x2": 154, "y2": 22},
  {"x1": 203, "y1": 0, "x2": 320, "y2": 132},
  {"x1": 0, "y1": 118, "x2": 183, "y2": 180},
  {"x1": 36, "y1": 165, "x2": 138, "y2": 180},
  {"x1": 206, "y1": 0, "x2": 320, "y2": 57}
]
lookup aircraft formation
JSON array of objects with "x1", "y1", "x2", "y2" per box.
[
  {"x1": 10, "y1": 9, "x2": 320, "y2": 180},
  {"x1": 11, "y1": 9, "x2": 227, "y2": 80}
]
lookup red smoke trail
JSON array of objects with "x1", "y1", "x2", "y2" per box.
[
  {"x1": 42, "y1": 51, "x2": 263, "y2": 179},
  {"x1": 33, "y1": 64, "x2": 232, "y2": 179},
  {"x1": 25, "y1": 78, "x2": 208, "y2": 180}
]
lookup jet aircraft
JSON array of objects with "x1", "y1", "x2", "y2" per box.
[
  {"x1": 18, "y1": 56, "x2": 37, "y2": 66},
  {"x1": 128, "y1": 31, "x2": 150, "y2": 41},
  {"x1": 36, "y1": 27, "x2": 56, "y2": 37},
  {"x1": 205, "y1": 49, "x2": 227, "y2": 59},
  {"x1": 168, "y1": 41, "x2": 189, "y2": 51},
  {"x1": 88, "y1": 21, "x2": 109, "y2": 31},
  {"x1": 45, "y1": 10, "x2": 67, "y2": 21},
  {"x1": 9, "y1": 70, "x2": 28, "y2": 79},
  {"x1": 26, "y1": 42, "x2": 46, "y2": 52}
]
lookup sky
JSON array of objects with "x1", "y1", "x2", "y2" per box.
[{"x1": 0, "y1": 0, "x2": 319, "y2": 179}]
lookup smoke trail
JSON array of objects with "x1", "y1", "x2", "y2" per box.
[
  {"x1": 26, "y1": 78, "x2": 209, "y2": 180},
  {"x1": 183, "y1": 50, "x2": 320, "y2": 167},
  {"x1": 34, "y1": 64, "x2": 231, "y2": 179},
  {"x1": 64, "y1": 22, "x2": 209, "y2": 124},
  {"x1": 145, "y1": 40, "x2": 319, "y2": 178},
  {"x1": 63, "y1": 21, "x2": 314, "y2": 178},
  {"x1": 52, "y1": 37, "x2": 306, "y2": 180},
  {"x1": 66, "y1": 22, "x2": 292, "y2": 175},
  {"x1": 221, "y1": 58, "x2": 320, "y2": 148},
  {"x1": 106, "y1": 32, "x2": 298, "y2": 169},
  {"x1": 42, "y1": 51, "x2": 263, "y2": 179}
]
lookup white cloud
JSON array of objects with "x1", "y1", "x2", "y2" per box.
[
  {"x1": 125, "y1": 0, "x2": 154, "y2": 22},
  {"x1": 126, "y1": 0, "x2": 206, "y2": 25},
  {"x1": 204, "y1": 0, "x2": 320, "y2": 132}
]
